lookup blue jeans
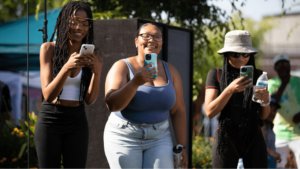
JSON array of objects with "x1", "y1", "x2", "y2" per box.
[{"x1": 104, "y1": 113, "x2": 174, "y2": 169}]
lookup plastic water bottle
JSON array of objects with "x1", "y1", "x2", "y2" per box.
[
  {"x1": 257, "y1": 72, "x2": 268, "y2": 89},
  {"x1": 237, "y1": 158, "x2": 244, "y2": 169},
  {"x1": 252, "y1": 72, "x2": 268, "y2": 103},
  {"x1": 173, "y1": 145, "x2": 183, "y2": 169}
]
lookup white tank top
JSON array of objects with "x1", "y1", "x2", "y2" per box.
[{"x1": 59, "y1": 68, "x2": 82, "y2": 101}]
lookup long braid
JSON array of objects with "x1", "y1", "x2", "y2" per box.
[
  {"x1": 49, "y1": 1, "x2": 93, "y2": 103},
  {"x1": 217, "y1": 56, "x2": 231, "y2": 155},
  {"x1": 217, "y1": 54, "x2": 261, "y2": 157},
  {"x1": 238, "y1": 55, "x2": 261, "y2": 155}
]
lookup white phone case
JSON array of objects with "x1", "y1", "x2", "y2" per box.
[{"x1": 79, "y1": 44, "x2": 95, "y2": 55}]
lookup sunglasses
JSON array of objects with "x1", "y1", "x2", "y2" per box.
[{"x1": 230, "y1": 53, "x2": 251, "y2": 58}]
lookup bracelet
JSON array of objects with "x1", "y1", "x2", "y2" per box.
[{"x1": 261, "y1": 95, "x2": 271, "y2": 107}]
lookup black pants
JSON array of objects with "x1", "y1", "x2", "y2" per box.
[
  {"x1": 35, "y1": 101, "x2": 89, "y2": 168},
  {"x1": 212, "y1": 128, "x2": 267, "y2": 168}
]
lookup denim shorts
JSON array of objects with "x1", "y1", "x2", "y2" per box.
[{"x1": 104, "y1": 113, "x2": 174, "y2": 169}]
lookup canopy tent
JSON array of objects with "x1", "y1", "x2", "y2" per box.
[{"x1": 0, "y1": 8, "x2": 60, "y2": 71}]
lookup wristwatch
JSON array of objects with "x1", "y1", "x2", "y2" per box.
[{"x1": 176, "y1": 144, "x2": 186, "y2": 149}]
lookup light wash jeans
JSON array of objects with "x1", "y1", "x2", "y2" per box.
[{"x1": 104, "y1": 113, "x2": 174, "y2": 169}]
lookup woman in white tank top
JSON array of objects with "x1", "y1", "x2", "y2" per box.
[{"x1": 34, "y1": 2, "x2": 103, "y2": 168}]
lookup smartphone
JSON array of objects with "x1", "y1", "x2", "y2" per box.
[
  {"x1": 79, "y1": 44, "x2": 95, "y2": 55},
  {"x1": 144, "y1": 53, "x2": 157, "y2": 79},
  {"x1": 240, "y1": 65, "x2": 253, "y2": 88}
]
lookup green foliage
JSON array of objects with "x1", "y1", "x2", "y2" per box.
[
  {"x1": 93, "y1": 6, "x2": 127, "y2": 20},
  {"x1": 192, "y1": 135, "x2": 213, "y2": 168},
  {"x1": 193, "y1": 25, "x2": 224, "y2": 100},
  {"x1": 0, "y1": 112, "x2": 38, "y2": 167},
  {"x1": 191, "y1": 119, "x2": 213, "y2": 168}
]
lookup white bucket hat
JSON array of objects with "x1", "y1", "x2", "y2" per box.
[{"x1": 217, "y1": 30, "x2": 258, "y2": 55}]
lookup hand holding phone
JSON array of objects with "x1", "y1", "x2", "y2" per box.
[
  {"x1": 79, "y1": 43, "x2": 95, "y2": 66},
  {"x1": 132, "y1": 62, "x2": 157, "y2": 86},
  {"x1": 144, "y1": 53, "x2": 157, "y2": 79},
  {"x1": 240, "y1": 65, "x2": 253, "y2": 88},
  {"x1": 79, "y1": 44, "x2": 95, "y2": 55},
  {"x1": 78, "y1": 44, "x2": 104, "y2": 74}
]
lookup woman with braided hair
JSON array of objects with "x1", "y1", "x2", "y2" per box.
[
  {"x1": 34, "y1": 1, "x2": 102, "y2": 168},
  {"x1": 205, "y1": 30, "x2": 270, "y2": 168}
]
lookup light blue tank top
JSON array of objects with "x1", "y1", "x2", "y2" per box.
[{"x1": 113, "y1": 59, "x2": 176, "y2": 124}]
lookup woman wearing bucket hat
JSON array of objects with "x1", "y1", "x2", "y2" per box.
[{"x1": 205, "y1": 30, "x2": 270, "y2": 168}]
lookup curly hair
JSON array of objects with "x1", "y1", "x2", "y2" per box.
[
  {"x1": 217, "y1": 54, "x2": 262, "y2": 157},
  {"x1": 49, "y1": 1, "x2": 93, "y2": 103}
]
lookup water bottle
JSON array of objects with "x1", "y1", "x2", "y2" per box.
[
  {"x1": 173, "y1": 145, "x2": 183, "y2": 169},
  {"x1": 237, "y1": 158, "x2": 244, "y2": 169},
  {"x1": 252, "y1": 72, "x2": 268, "y2": 103}
]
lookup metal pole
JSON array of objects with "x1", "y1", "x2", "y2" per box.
[
  {"x1": 26, "y1": 0, "x2": 30, "y2": 167},
  {"x1": 44, "y1": 0, "x2": 47, "y2": 42},
  {"x1": 38, "y1": 0, "x2": 48, "y2": 43}
]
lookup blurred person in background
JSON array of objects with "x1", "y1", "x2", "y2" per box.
[
  {"x1": 0, "y1": 80, "x2": 12, "y2": 127},
  {"x1": 262, "y1": 97, "x2": 281, "y2": 168},
  {"x1": 268, "y1": 54, "x2": 300, "y2": 168}
]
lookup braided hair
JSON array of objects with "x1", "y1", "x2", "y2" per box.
[
  {"x1": 49, "y1": 1, "x2": 93, "y2": 103},
  {"x1": 217, "y1": 54, "x2": 262, "y2": 157}
]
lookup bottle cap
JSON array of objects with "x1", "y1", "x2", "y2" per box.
[{"x1": 173, "y1": 145, "x2": 183, "y2": 153}]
